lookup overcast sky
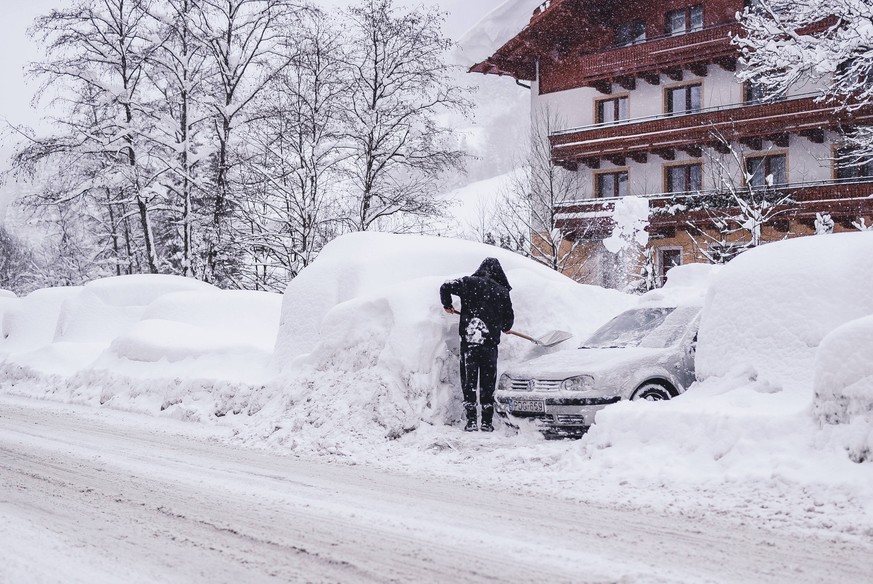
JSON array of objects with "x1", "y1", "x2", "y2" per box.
[{"x1": 0, "y1": 0, "x2": 505, "y2": 132}]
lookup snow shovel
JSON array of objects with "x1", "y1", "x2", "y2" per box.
[
  {"x1": 445, "y1": 307, "x2": 572, "y2": 348},
  {"x1": 504, "y1": 329, "x2": 573, "y2": 347}
]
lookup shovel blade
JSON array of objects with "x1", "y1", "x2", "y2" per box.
[{"x1": 535, "y1": 330, "x2": 573, "y2": 347}]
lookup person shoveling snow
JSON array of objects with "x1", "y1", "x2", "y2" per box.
[{"x1": 440, "y1": 258, "x2": 515, "y2": 432}]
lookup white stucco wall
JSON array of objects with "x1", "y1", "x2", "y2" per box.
[{"x1": 531, "y1": 62, "x2": 837, "y2": 199}]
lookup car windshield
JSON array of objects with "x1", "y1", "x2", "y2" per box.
[{"x1": 581, "y1": 306, "x2": 699, "y2": 349}]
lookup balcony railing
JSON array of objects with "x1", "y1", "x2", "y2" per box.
[
  {"x1": 554, "y1": 177, "x2": 873, "y2": 237},
  {"x1": 552, "y1": 92, "x2": 822, "y2": 137},
  {"x1": 550, "y1": 96, "x2": 873, "y2": 162},
  {"x1": 540, "y1": 22, "x2": 741, "y2": 94}
]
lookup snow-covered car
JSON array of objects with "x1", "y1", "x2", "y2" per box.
[{"x1": 494, "y1": 305, "x2": 701, "y2": 436}]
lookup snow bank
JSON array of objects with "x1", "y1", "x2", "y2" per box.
[
  {"x1": 814, "y1": 315, "x2": 873, "y2": 462},
  {"x1": 575, "y1": 233, "x2": 873, "y2": 524},
  {"x1": 2, "y1": 286, "x2": 83, "y2": 354},
  {"x1": 697, "y1": 232, "x2": 873, "y2": 390},
  {"x1": 56, "y1": 275, "x2": 216, "y2": 345},
  {"x1": 263, "y1": 232, "x2": 634, "y2": 453},
  {"x1": 637, "y1": 262, "x2": 721, "y2": 308},
  {"x1": 0, "y1": 276, "x2": 282, "y2": 382}
]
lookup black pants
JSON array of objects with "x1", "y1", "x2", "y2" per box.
[{"x1": 460, "y1": 342, "x2": 498, "y2": 424}]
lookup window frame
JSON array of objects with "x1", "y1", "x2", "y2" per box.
[
  {"x1": 833, "y1": 145, "x2": 873, "y2": 181},
  {"x1": 664, "y1": 161, "x2": 703, "y2": 193},
  {"x1": 656, "y1": 246, "x2": 683, "y2": 285},
  {"x1": 595, "y1": 94, "x2": 630, "y2": 125},
  {"x1": 594, "y1": 169, "x2": 630, "y2": 198},
  {"x1": 664, "y1": 82, "x2": 703, "y2": 116},
  {"x1": 744, "y1": 152, "x2": 789, "y2": 188},
  {"x1": 665, "y1": 5, "x2": 703, "y2": 36},
  {"x1": 615, "y1": 20, "x2": 646, "y2": 46}
]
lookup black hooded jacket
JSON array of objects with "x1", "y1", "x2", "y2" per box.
[{"x1": 440, "y1": 258, "x2": 514, "y2": 347}]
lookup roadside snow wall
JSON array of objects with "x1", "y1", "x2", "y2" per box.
[
  {"x1": 580, "y1": 232, "x2": 873, "y2": 479},
  {"x1": 264, "y1": 232, "x2": 634, "y2": 453}
]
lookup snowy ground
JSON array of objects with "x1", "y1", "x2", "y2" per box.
[
  {"x1": 2, "y1": 232, "x2": 873, "y2": 581},
  {"x1": 3, "y1": 395, "x2": 871, "y2": 584}
]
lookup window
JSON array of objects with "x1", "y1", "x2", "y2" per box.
[
  {"x1": 666, "y1": 83, "x2": 702, "y2": 115},
  {"x1": 666, "y1": 5, "x2": 703, "y2": 35},
  {"x1": 596, "y1": 171, "x2": 629, "y2": 198},
  {"x1": 616, "y1": 20, "x2": 646, "y2": 46},
  {"x1": 835, "y1": 147, "x2": 873, "y2": 180},
  {"x1": 657, "y1": 248, "x2": 682, "y2": 285},
  {"x1": 746, "y1": 154, "x2": 787, "y2": 188},
  {"x1": 596, "y1": 96, "x2": 629, "y2": 124},
  {"x1": 665, "y1": 163, "x2": 702, "y2": 193},
  {"x1": 744, "y1": 81, "x2": 784, "y2": 105}
]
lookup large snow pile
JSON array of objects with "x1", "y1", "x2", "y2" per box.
[
  {"x1": 0, "y1": 275, "x2": 282, "y2": 392},
  {"x1": 696, "y1": 232, "x2": 873, "y2": 390},
  {"x1": 261, "y1": 232, "x2": 633, "y2": 453},
  {"x1": 814, "y1": 315, "x2": 873, "y2": 462},
  {"x1": 573, "y1": 233, "x2": 873, "y2": 526}
]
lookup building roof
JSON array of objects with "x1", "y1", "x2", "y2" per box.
[{"x1": 469, "y1": 0, "x2": 616, "y2": 81}]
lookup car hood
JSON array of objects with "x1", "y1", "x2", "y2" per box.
[{"x1": 504, "y1": 346, "x2": 673, "y2": 380}]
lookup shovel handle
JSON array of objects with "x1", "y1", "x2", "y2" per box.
[
  {"x1": 445, "y1": 308, "x2": 539, "y2": 345},
  {"x1": 504, "y1": 330, "x2": 540, "y2": 345}
]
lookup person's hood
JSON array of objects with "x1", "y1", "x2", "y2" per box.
[{"x1": 472, "y1": 257, "x2": 512, "y2": 290}]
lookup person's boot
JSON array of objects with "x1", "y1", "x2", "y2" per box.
[
  {"x1": 480, "y1": 404, "x2": 494, "y2": 432},
  {"x1": 464, "y1": 403, "x2": 478, "y2": 432}
]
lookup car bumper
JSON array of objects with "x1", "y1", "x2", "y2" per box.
[{"x1": 493, "y1": 392, "x2": 621, "y2": 430}]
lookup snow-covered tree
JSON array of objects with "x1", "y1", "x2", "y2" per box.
[
  {"x1": 194, "y1": 0, "x2": 302, "y2": 285},
  {"x1": 736, "y1": 0, "x2": 873, "y2": 161},
  {"x1": 142, "y1": 0, "x2": 215, "y2": 278},
  {"x1": 237, "y1": 8, "x2": 347, "y2": 289},
  {"x1": 603, "y1": 196, "x2": 650, "y2": 291},
  {"x1": 23, "y1": 0, "x2": 164, "y2": 274},
  {"x1": 341, "y1": 0, "x2": 469, "y2": 231},
  {"x1": 815, "y1": 212, "x2": 835, "y2": 234}
]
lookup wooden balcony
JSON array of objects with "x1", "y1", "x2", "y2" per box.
[
  {"x1": 550, "y1": 96, "x2": 873, "y2": 167},
  {"x1": 540, "y1": 22, "x2": 741, "y2": 95},
  {"x1": 555, "y1": 179, "x2": 873, "y2": 239}
]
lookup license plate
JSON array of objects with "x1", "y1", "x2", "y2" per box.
[{"x1": 510, "y1": 399, "x2": 545, "y2": 413}]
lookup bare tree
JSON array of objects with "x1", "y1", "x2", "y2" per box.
[
  {"x1": 25, "y1": 0, "x2": 163, "y2": 274},
  {"x1": 496, "y1": 108, "x2": 596, "y2": 281},
  {"x1": 669, "y1": 131, "x2": 797, "y2": 263},
  {"x1": 237, "y1": 7, "x2": 347, "y2": 289},
  {"x1": 342, "y1": 0, "x2": 469, "y2": 231}
]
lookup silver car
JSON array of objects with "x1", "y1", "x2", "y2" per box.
[{"x1": 494, "y1": 305, "x2": 701, "y2": 437}]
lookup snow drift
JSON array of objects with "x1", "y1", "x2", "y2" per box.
[
  {"x1": 696, "y1": 232, "x2": 873, "y2": 389},
  {"x1": 263, "y1": 232, "x2": 634, "y2": 453},
  {"x1": 578, "y1": 233, "x2": 873, "y2": 513}
]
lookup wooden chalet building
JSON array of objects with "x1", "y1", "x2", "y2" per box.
[{"x1": 471, "y1": 0, "x2": 873, "y2": 287}]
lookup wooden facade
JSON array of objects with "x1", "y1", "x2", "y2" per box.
[{"x1": 471, "y1": 0, "x2": 873, "y2": 286}]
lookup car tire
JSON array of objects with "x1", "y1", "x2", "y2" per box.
[{"x1": 631, "y1": 381, "x2": 673, "y2": 401}]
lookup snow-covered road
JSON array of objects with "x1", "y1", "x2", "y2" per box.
[{"x1": 0, "y1": 395, "x2": 869, "y2": 584}]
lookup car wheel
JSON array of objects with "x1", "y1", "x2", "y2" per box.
[{"x1": 631, "y1": 382, "x2": 673, "y2": 401}]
